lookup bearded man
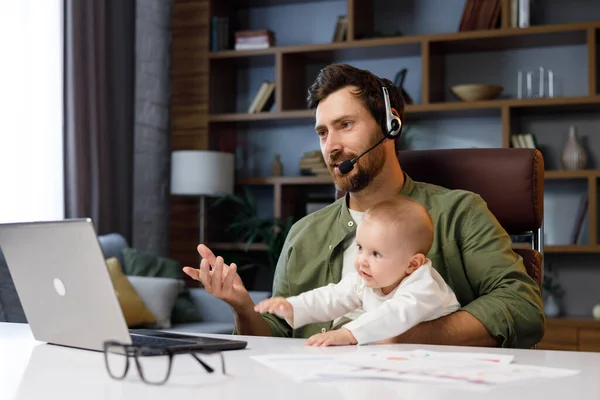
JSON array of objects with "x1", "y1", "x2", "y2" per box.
[{"x1": 183, "y1": 64, "x2": 544, "y2": 349}]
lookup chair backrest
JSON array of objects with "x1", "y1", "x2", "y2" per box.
[{"x1": 335, "y1": 148, "x2": 544, "y2": 289}]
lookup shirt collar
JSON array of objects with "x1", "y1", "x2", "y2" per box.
[{"x1": 339, "y1": 172, "x2": 415, "y2": 232}]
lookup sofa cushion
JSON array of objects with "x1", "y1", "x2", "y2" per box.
[
  {"x1": 105, "y1": 257, "x2": 157, "y2": 328},
  {"x1": 162, "y1": 322, "x2": 235, "y2": 335},
  {"x1": 122, "y1": 247, "x2": 202, "y2": 325},
  {"x1": 127, "y1": 276, "x2": 184, "y2": 329},
  {"x1": 98, "y1": 233, "x2": 129, "y2": 267}
]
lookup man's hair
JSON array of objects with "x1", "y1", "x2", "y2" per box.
[
  {"x1": 306, "y1": 63, "x2": 405, "y2": 136},
  {"x1": 364, "y1": 196, "x2": 434, "y2": 256}
]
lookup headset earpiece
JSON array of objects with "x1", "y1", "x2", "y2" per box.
[{"x1": 378, "y1": 78, "x2": 402, "y2": 140}]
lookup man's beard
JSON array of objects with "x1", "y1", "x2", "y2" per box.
[{"x1": 328, "y1": 136, "x2": 386, "y2": 193}]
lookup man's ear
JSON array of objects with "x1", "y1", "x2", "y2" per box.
[{"x1": 406, "y1": 253, "x2": 426, "y2": 275}]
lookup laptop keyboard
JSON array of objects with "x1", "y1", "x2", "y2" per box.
[{"x1": 130, "y1": 334, "x2": 196, "y2": 348}]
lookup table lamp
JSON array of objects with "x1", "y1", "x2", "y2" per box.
[{"x1": 170, "y1": 150, "x2": 234, "y2": 245}]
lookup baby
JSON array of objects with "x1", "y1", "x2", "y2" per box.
[{"x1": 254, "y1": 195, "x2": 461, "y2": 347}]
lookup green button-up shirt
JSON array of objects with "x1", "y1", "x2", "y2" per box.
[{"x1": 260, "y1": 173, "x2": 545, "y2": 348}]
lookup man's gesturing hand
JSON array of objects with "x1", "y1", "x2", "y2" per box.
[{"x1": 183, "y1": 244, "x2": 250, "y2": 309}]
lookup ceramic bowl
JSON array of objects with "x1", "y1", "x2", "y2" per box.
[{"x1": 451, "y1": 84, "x2": 503, "y2": 101}]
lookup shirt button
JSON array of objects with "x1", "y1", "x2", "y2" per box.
[
  {"x1": 348, "y1": 221, "x2": 354, "y2": 227},
  {"x1": 321, "y1": 328, "x2": 327, "y2": 333}
]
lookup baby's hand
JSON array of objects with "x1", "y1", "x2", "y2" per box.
[
  {"x1": 306, "y1": 328, "x2": 357, "y2": 347},
  {"x1": 254, "y1": 296, "x2": 293, "y2": 320}
]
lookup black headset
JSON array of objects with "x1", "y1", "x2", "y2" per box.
[
  {"x1": 377, "y1": 77, "x2": 403, "y2": 140},
  {"x1": 337, "y1": 76, "x2": 404, "y2": 175}
]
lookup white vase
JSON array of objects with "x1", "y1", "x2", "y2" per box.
[
  {"x1": 544, "y1": 294, "x2": 561, "y2": 317},
  {"x1": 561, "y1": 126, "x2": 587, "y2": 170}
]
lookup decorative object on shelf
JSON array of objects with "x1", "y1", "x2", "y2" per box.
[
  {"x1": 593, "y1": 304, "x2": 600, "y2": 320},
  {"x1": 393, "y1": 68, "x2": 413, "y2": 105},
  {"x1": 299, "y1": 150, "x2": 328, "y2": 176},
  {"x1": 451, "y1": 84, "x2": 503, "y2": 101},
  {"x1": 561, "y1": 125, "x2": 588, "y2": 170},
  {"x1": 271, "y1": 154, "x2": 283, "y2": 176},
  {"x1": 517, "y1": 67, "x2": 554, "y2": 99},
  {"x1": 170, "y1": 150, "x2": 235, "y2": 245},
  {"x1": 542, "y1": 272, "x2": 564, "y2": 318},
  {"x1": 332, "y1": 15, "x2": 348, "y2": 42}
]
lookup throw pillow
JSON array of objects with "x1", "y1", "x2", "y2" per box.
[
  {"x1": 105, "y1": 257, "x2": 157, "y2": 328},
  {"x1": 127, "y1": 276, "x2": 184, "y2": 329},
  {"x1": 122, "y1": 247, "x2": 202, "y2": 324}
]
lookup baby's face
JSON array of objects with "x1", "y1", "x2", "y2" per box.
[{"x1": 354, "y1": 218, "x2": 413, "y2": 294}]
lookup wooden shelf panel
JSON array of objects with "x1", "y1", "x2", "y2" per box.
[
  {"x1": 207, "y1": 21, "x2": 599, "y2": 61},
  {"x1": 210, "y1": 242, "x2": 268, "y2": 251},
  {"x1": 430, "y1": 22, "x2": 591, "y2": 53},
  {"x1": 209, "y1": 96, "x2": 600, "y2": 123},
  {"x1": 209, "y1": 110, "x2": 312, "y2": 122},
  {"x1": 237, "y1": 175, "x2": 333, "y2": 185},
  {"x1": 238, "y1": 171, "x2": 600, "y2": 186},
  {"x1": 544, "y1": 245, "x2": 600, "y2": 253},
  {"x1": 545, "y1": 170, "x2": 600, "y2": 179}
]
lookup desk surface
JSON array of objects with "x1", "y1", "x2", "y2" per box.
[{"x1": 2, "y1": 322, "x2": 600, "y2": 400}]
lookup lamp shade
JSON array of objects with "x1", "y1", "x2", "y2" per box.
[{"x1": 170, "y1": 150, "x2": 234, "y2": 196}]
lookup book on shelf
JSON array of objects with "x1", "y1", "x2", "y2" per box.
[
  {"x1": 211, "y1": 16, "x2": 231, "y2": 51},
  {"x1": 458, "y1": 0, "x2": 501, "y2": 31},
  {"x1": 235, "y1": 29, "x2": 275, "y2": 50},
  {"x1": 332, "y1": 15, "x2": 348, "y2": 42},
  {"x1": 571, "y1": 194, "x2": 588, "y2": 245},
  {"x1": 511, "y1": 133, "x2": 537, "y2": 149},
  {"x1": 247, "y1": 81, "x2": 276, "y2": 113}
]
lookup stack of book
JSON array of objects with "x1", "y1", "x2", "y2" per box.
[
  {"x1": 299, "y1": 151, "x2": 329, "y2": 176},
  {"x1": 248, "y1": 81, "x2": 276, "y2": 113},
  {"x1": 235, "y1": 29, "x2": 275, "y2": 51}
]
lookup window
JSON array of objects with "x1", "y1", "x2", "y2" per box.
[{"x1": 0, "y1": 0, "x2": 64, "y2": 223}]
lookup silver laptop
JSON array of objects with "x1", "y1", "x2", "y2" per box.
[{"x1": 0, "y1": 219, "x2": 247, "y2": 352}]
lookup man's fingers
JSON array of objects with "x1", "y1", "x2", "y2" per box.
[
  {"x1": 199, "y1": 259, "x2": 212, "y2": 292},
  {"x1": 197, "y1": 244, "x2": 216, "y2": 266},
  {"x1": 182, "y1": 266, "x2": 199, "y2": 280},
  {"x1": 211, "y1": 256, "x2": 225, "y2": 293},
  {"x1": 222, "y1": 262, "x2": 237, "y2": 293}
]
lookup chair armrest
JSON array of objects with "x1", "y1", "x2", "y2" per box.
[
  {"x1": 513, "y1": 248, "x2": 543, "y2": 290},
  {"x1": 188, "y1": 289, "x2": 272, "y2": 323}
]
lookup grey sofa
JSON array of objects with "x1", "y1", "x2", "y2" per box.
[{"x1": 0, "y1": 233, "x2": 271, "y2": 335}]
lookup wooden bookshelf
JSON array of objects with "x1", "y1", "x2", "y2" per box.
[{"x1": 170, "y1": 0, "x2": 600, "y2": 285}]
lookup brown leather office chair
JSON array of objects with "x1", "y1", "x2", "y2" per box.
[{"x1": 335, "y1": 148, "x2": 544, "y2": 290}]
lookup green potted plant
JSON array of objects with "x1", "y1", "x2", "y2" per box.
[{"x1": 211, "y1": 187, "x2": 294, "y2": 290}]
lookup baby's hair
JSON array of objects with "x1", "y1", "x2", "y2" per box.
[{"x1": 363, "y1": 196, "x2": 434, "y2": 255}]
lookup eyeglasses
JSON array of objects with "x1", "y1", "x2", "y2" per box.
[{"x1": 103, "y1": 340, "x2": 226, "y2": 385}]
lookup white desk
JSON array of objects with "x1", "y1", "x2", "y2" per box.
[{"x1": 1, "y1": 322, "x2": 600, "y2": 400}]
